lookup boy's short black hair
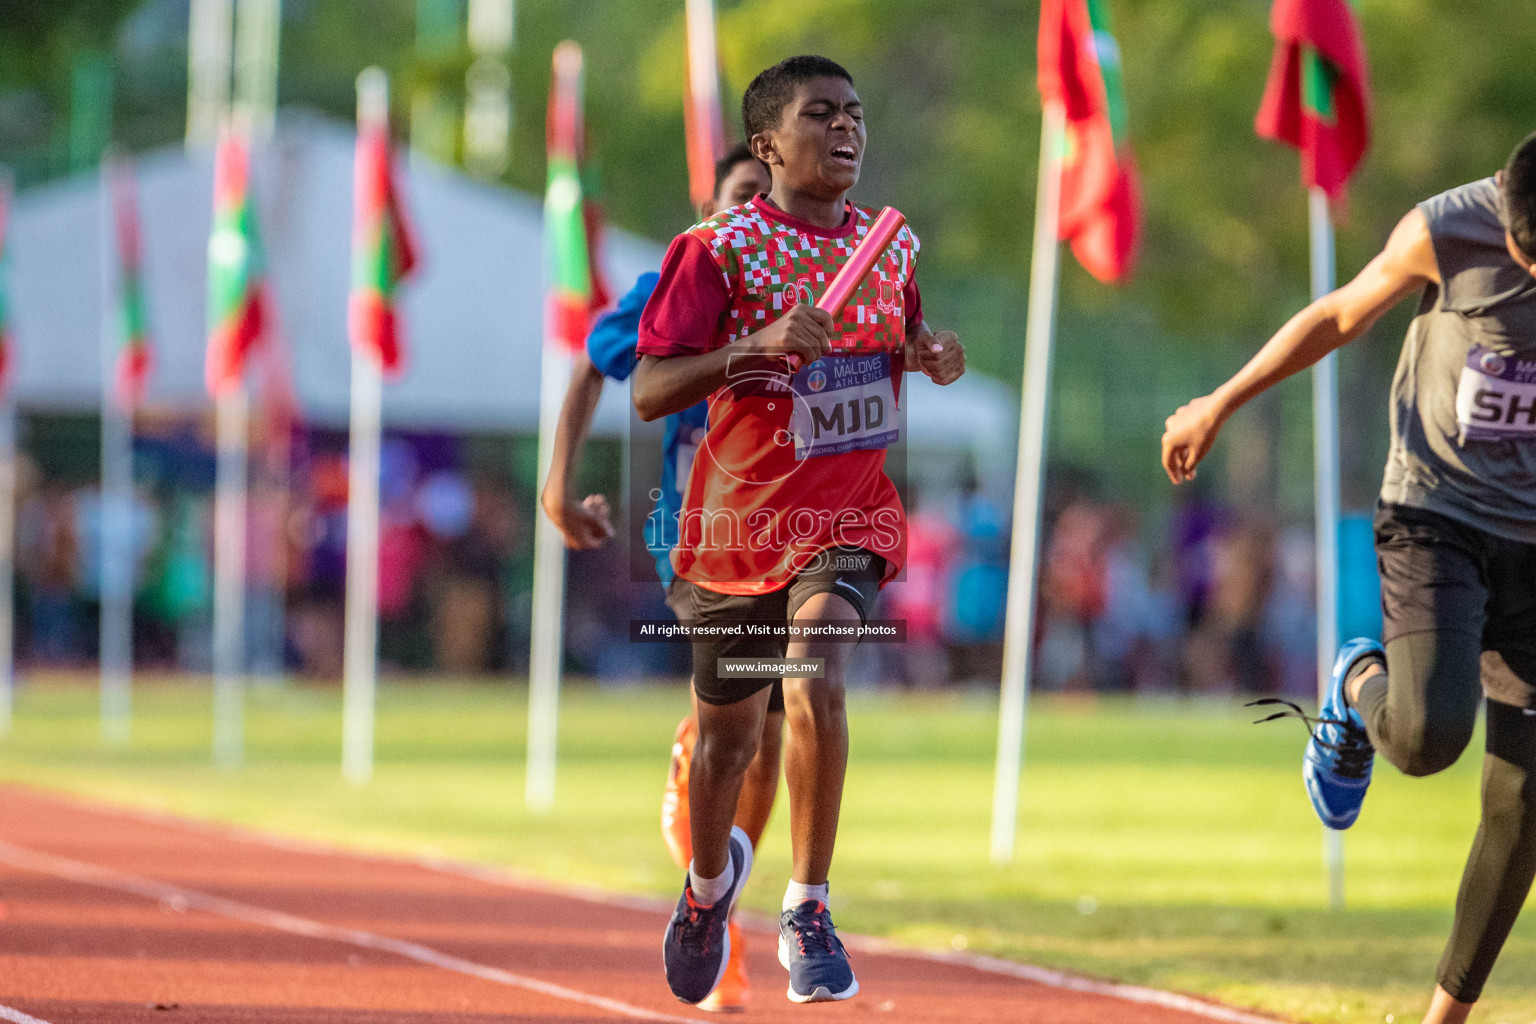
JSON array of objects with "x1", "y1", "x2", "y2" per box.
[
  {"x1": 713, "y1": 141, "x2": 764, "y2": 197},
  {"x1": 742, "y1": 55, "x2": 853, "y2": 140},
  {"x1": 1504, "y1": 132, "x2": 1536, "y2": 261}
]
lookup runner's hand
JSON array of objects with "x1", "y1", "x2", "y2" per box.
[
  {"x1": 543, "y1": 493, "x2": 615, "y2": 550},
  {"x1": 744, "y1": 304, "x2": 833, "y2": 370},
  {"x1": 1161, "y1": 396, "x2": 1223, "y2": 485},
  {"x1": 918, "y1": 330, "x2": 965, "y2": 384}
]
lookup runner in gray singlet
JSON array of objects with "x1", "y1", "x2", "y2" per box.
[
  {"x1": 1161, "y1": 133, "x2": 1536, "y2": 1024},
  {"x1": 1383, "y1": 176, "x2": 1536, "y2": 542}
]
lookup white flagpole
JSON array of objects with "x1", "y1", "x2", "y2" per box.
[
  {"x1": 341, "y1": 68, "x2": 390, "y2": 786},
  {"x1": 0, "y1": 394, "x2": 15, "y2": 738},
  {"x1": 342, "y1": 353, "x2": 382, "y2": 784},
  {"x1": 237, "y1": 0, "x2": 287, "y2": 686},
  {"x1": 0, "y1": 170, "x2": 16, "y2": 739},
  {"x1": 234, "y1": 0, "x2": 281, "y2": 140},
  {"x1": 186, "y1": 0, "x2": 234, "y2": 150},
  {"x1": 98, "y1": 163, "x2": 133, "y2": 748},
  {"x1": 990, "y1": 102, "x2": 1065, "y2": 864},
  {"x1": 525, "y1": 41, "x2": 583, "y2": 815},
  {"x1": 463, "y1": 0, "x2": 515, "y2": 179},
  {"x1": 1309, "y1": 186, "x2": 1345, "y2": 910},
  {"x1": 211, "y1": 384, "x2": 248, "y2": 767},
  {"x1": 527, "y1": 341, "x2": 571, "y2": 813}
]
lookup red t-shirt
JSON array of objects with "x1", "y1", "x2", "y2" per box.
[{"x1": 637, "y1": 196, "x2": 922, "y2": 594}]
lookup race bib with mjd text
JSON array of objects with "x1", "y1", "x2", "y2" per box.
[{"x1": 790, "y1": 354, "x2": 900, "y2": 460}]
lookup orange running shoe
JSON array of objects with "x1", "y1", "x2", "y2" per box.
[
  {"x1": 699, "y1": 920, "x2": 750, "y2": 1013},
  {"x1": 661, "y1": 716, "x2": 696, "y2": 870}
]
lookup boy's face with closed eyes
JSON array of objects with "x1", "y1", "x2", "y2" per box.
[{"x1": 752, "y1": 76, "x2": 865, "y2": 201}]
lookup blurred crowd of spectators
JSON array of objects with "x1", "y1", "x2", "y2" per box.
[
  {"x1": 10, "y1": 420, "x2": 1374, "y2": 697},
  {"x1": 11, "y1": 432, "x2": 532, "y2": 679},
  {"x1": 876, "y1": 481, "x2": 1379, "y2": 697}
]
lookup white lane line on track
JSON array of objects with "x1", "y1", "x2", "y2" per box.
[
  {"x1": 0, "y1": 1004, "x2": 56, "y2": 1024},
  {"x1": 6, "y1": 788, "x2": 1290, "y2": 1024},
  {"x1": 0, "y1": 839, "x2": 701, "y2": 1024},
  {"x1": 847, "y1": 937, "x2": 1290, "y2": 1024}
]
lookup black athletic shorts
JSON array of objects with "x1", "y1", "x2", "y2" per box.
[
  {"x1": 673, "y1": 546, "x2": 885, "y2": 707},
  {"x1": 1374, "y1": 501, "x2": 1536, "y2": 709},
  {"x1": 666, "y1": 578, "x2": 786, "y2": 714}
]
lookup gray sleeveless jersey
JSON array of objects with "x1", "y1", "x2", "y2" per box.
[{"x1": 1380, "y1": 177, "x2": 1536, "y2": 542}]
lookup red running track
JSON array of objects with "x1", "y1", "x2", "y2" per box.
[{"x1": 0, "y1": 785, "x2": 1287, "y2": 1024}]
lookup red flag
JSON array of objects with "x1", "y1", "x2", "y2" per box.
[
  {"x1": 108, "y1": 161, "x2": 153, "y2": 407},
  {"x1": 683, "y1": 0, "x2": 727, "y2": 208},
  {"x1": 1038, "y1": 0, "x2": 1141, "y2": 283},
  {"x1": 544, "y1": 42, "x2": 611, "y2": 352},
  {"x1": 205, "y1": 124, "x2": 270, "y2": 397},
  {"x1": 1255, "y1": 0, "x2": 1371, "y2": 199},
  {"x1": 349, "y1": 102, "x2": 420, "y2": 376}
]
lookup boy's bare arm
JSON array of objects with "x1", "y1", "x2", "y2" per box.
[
  {"x1": 633, "y1": 305, "x2": 835, "y2": 421},
  {"x1": 539, "y1": 351, "x2": 616, "y2": 549},
  {"x1": 1161, "y1": 208, "x2": 1438, "y2": 484}
]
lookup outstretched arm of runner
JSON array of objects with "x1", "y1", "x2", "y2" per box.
[
  {"x1": 1161, "y1": 208, "x2": 1441, "y2": 485},
  {"x1": 632, "y1": 304, "x2": 834, "y2": 421},
  {"x1": 540, "y1": 350, "x2": 616, "y2": 550}
]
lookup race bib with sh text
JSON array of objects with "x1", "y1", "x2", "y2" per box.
[{"x1": 1455, "y1": 344, "x2": 1536, "y2": 441}]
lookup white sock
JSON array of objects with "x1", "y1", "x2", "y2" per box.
[
  {"x1": 783, "y1": 880, "x2": 830, "y2": 912},
  {"x1": 689, "y1": 858, "x2": 735, "y2": 908}
]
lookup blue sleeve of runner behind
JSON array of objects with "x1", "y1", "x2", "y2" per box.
[{"x1": 586, "y1": 272, "x2": 660, "y2": 383}]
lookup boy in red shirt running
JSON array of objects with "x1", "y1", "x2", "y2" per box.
[
  {"x1": 634, "y1": 55, "x2": 964, "y2": 1006},
  {"x1": 540, "y1": 142, "x2": 776, "y2": 1012}
]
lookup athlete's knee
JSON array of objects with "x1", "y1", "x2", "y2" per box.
[
  {"x1": 1392, "y1": 717, "x2": 1475, "y2": 777},
  {"x1": 1375, "y1": 630, "x2": 1481, "y2": 775},
  {"x1": 696, "y1": 732, "x2": 761, "y2": 780},
  {"x1": 1483, "y1": 703, "x2": 1536, "y2": 826},
  {"x1": 1480, "y1": 760, "x2": 1535, "y2": 836},
  {"x1": 694, "y1": 714, "x2": 763, "y2": 780},
  {"x1": 783, "y1": 677, "x2": 847, "y2": 734}
]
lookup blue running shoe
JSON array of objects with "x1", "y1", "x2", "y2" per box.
[
  {"x1": 778, "y1": 899, "x2": 858, "y2": 1003},
  {"x1": 1252, "y1": 638, "x2": 1382, "y2": 830},
  {"x1": 1302, "y1": 638, "x2": 1382, "y2": 829},
  {"x1": 663, "y1": 826, "x2": 753, "y2": 1004}
]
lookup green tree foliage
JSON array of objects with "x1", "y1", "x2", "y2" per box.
[
  {"x1": 0, "y1": 0, "x2": 141, "y2": 85},
  {"x1": 2, "y1": 0, "x2": 1534, "y2": 501}
]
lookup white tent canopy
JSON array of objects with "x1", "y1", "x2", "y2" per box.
[
  {"x1": 8, "y1": 112, "x2": 1015, "y2": 489},
  {"x1": 9, "y1": 113, "x2": 656, "y2": 434}
]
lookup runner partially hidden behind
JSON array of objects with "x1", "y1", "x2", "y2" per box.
[
  {"x1": 1162, "y1": 132, "x2": 1536, "y2": 1024},
  {"x1": 539, "y1": 143, "x2": 775, "y2": 1013},
  {"x1": 633, "y1": 55, "x2": 964, "y2": 1006}
]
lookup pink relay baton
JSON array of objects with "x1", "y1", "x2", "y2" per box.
[
  {"x1": 785, "y1": 206, "x2": 906, "y2": 369},
  {"x1": 816, "y1": 205, "x2": 906, "y2": 317}
]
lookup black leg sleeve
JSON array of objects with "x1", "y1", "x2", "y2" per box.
[
  {"x1": 1352, "y1": 630, "x2": 1482, "y2": 778},
  {"x1": 1435, "y1": 698, "x2": 1536, "y2": 1003}
]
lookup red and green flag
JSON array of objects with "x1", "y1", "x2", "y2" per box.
[
  {"x1": 205, "y1": 124, "x2": 269, "y2": 397},
  {"x1": 1038, "y1": 0, "x2": 1141, "y2": 284},
  {"x1": 109, "y1": 160, "x2": 152, "y2": 407},
  {"x1": 348, "y1": 108, "x2": 420, "y2": 376},
  {"x1": 0, "y1": 171, "x2": 14, "y2": 396},
  {"x1": 1255, "y1": 0, "x2": 1371, "y2": 199},
  {"x1": 683, "y1": 0, "x2": 727, "y2": 209},
  {"x1": 545, "y1": 42, "x2": 610, "y2": 351}
]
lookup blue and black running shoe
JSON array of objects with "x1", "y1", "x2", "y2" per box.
[
  {"x1": 1249, "y1": 637, "x2": 1383, "y2": 830},
  {"x1": 663, "y1": 826, "x2": 753, "y2": 1004},
  {"x1": 778, "y1": 899, "x2": 858, "y2": 1003}
]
